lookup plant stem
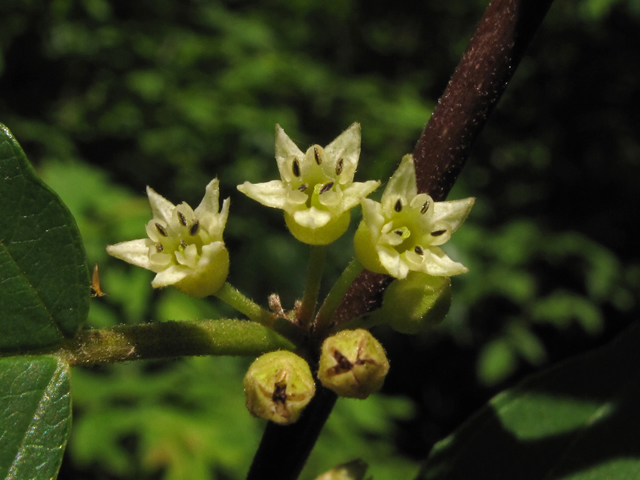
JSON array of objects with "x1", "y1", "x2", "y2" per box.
[
  {"x1": 215, "y1": 282, "x2": 276, "y2": 327},
  {"x1": 246, "y1": 385, "x2": 338, "y2": 480},
  {"x1": 55, "y1": 319, "x2": 295, "y2": 366},
  {"x1": 335, "y1": 0, "x2": 556, "y2": 326},
  {"x1": 298, "y1": 246, "x2": 327, "y2": 329},
  {"x1": 313, "y1": 257, "x2": 363, "y2": 335},
  {"x1": 413, "y1": 0, "x2": 555, "y2": 201}
]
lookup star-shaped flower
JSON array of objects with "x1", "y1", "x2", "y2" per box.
[
  {"x1": 107, "y1": 179, "x2": 230, "y2": 298},
  {"x1": 237, "y1": 123, "x2": 380, "y2": 245},
  {"x1": 354, "y1": 155, "x2": 474, "y2": 279}
]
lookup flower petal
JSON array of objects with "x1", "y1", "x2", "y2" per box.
[
  {"x1": 324, "y1": 122, "x2": 361, "y2": 183},
  {"x1": 151, "y1": 265, "x2": 192, "y2": 288},
  {"x1": 341, "y1": 180, "x2": 380, "y2": 210},
  {"x1": 421, "y1": 247, "x2": 468, "y2": 276},
  {"x1": 275, "y1": 124, "x2": 304, "y2": 165},
  {"x1": 431, "y1": 197, "x2": 475, "y2": 232},
  {"x1": 146, "y1": 186, "x2": 175, "y2": 224},
  {"x1": 237, "y1": 180, "x2": 288, "y2": 209},
  {"x1": 107, "y1": 239, "x2": 155, "y2": 270},
  {"x1": 381, "y1": 155, "x2": 417, "y2": 208},
  {"x1": 194, "y1": 178, "x2": 220, "y2": 217},
  {"x1": 292, "y1": 207, "x2": 332, "y2": 229},
  {"x1": 360, "y1": 199, "x2": 385, "y2": 237},
  {"x1": 378, "y1": 246, "x2": 409, "y2": 279}
]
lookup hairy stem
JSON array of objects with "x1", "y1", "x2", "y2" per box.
[
  {"x1": 334, "y1": 0, "x2": 555, "y2": 326},
  {"x1": 56, "y1": 319, "x2": 295, "y2": 366},
  {"x1": 215, "y1": 282, "x2": 276, "y2": 327}
]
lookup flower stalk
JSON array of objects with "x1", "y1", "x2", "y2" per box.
[
  {"x1": 214, "y1": 282, "x2": 276, "y2": 327},
  {"x1": 298, "y1": 246, "x2": 327, "y2": 329}
]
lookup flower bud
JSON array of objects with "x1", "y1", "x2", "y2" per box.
[
  {"x1": 315, "y1": 460, "x2": 368, "y2": 480},
  {"x1": 318, "y1": 329, "x2": 389, "y2": 399},
  {"x1": 244, "y1": 351, "x2": 315, "y2": 425},
  {"x1": 369, "y1": 272, "x2": 451, "y2": 334}
]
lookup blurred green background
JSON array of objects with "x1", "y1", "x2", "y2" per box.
[{"x1": 2, "y1": 0, "x2": 640, "y2": 478}]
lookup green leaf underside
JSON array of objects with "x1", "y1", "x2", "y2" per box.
[
  {"x1": 0, "y1": 356, "x2": 72, "y2": 479},
  {"x1": 419, "y1": 322, "x2": 640, "y2": 480},
  {"x1": 0, "y1": 124, "x2": 89, "y2": 352}
]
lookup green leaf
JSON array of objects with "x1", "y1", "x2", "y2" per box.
[
  {"x1": 0, "y1": 124, "x2": 89, "y2": 352},
  {"x1": 0, "y1": 356, "x2": 72, "y2": 479},
  {"x1": 418, "y1": 322, "x2": 640, "y2": 480}
]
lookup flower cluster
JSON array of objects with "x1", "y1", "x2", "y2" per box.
[{"x1": 105, "y1": 123, "x2": 476, "y2": 424}]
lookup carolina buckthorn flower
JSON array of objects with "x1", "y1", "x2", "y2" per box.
[
  {"x1": 354, "y1": 155, "x2": 474, "y2": 279},
  {"x1": 106, "y1": 179, "x2": 230, "y2": 298},
  {"x1": 244, "y1": 351, "x2": 316, "y2": 425},
  {"x1": 237, "y1": 123, "x2": 380, "y2": 245},
  {"x1": 318, "y1": 329, "x2": 389, "y2": 399}
]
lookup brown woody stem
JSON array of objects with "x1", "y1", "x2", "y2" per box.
[{"x1": 334, "y1": 0, "x2": 555, "y2": 327}]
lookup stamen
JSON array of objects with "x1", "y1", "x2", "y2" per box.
[
  {"x1": 320, "y1": 182, "x2": 334, "y2": 194},
  {"x1": 155, "y1": 243, "x2": 164, "y2": 253},
  {"x1": 155, "y1": 223, "x2": 168, "y2": 237},
  {"x1": 414, "y1": 245, "x2": 424, "y2": 255},
  {"x1": 431, "y1": 229, "x2": 447, "y2": 237},
  {"x1": 314, "y1": 146, "x2": 322, "y2": 165},
  {"x1": 420, "y1": 200, "x2": 430, "y2": 214},
  {"x1": 394, "y1": 199, "x2": 403, "y2": 212},
  {"x1": 272, "y1": 382, "x2": 287, "y2": 404},
  {"x1": 180, "y1": 240, "x2": 188, "y2": 249},
  {"x1": 292, "y1": 159, "x2": 301, "y2": 177},
  {"x1": 190, "y1": 220, "x2": 200, "y2": 235},
  {"x1": 336, "y1": 158, "x2": 344, "y2": 175},
  {"x1": 177, "y1": 211, "x2": 187, "y2": 227},
  {"x1": 298, "y1": 183, "x2": 308, "y2": 192},
  {"x1": 394, "y1": 230, "x2": 403, "y2": 236}
]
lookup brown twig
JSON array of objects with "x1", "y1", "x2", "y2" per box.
[{"x1": 334, "y1": 0, "x2": 555, "y2": 326}]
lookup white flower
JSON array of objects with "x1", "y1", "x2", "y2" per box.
[
  {"x1": 237, "y1": 123, "x2": 380, "y2": 245},
  {"x1": 354, "y1": 155, "x2": 474, "y2": 279},
  {"x1": 107, "y1": 179, "x2": 230, "y2": 298}
]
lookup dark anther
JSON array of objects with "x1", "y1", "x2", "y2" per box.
[
  {"x1": 320, "y1": 182, "x2": 334, "y2": 194},
  {"x1": 155, "y1": 223, "x2": 168, "y2": 237},
  {"x1": 336, "y1": 158, "x2": 344, "y2": 175},
  {"x1": 329, "y1": 350, "x2": 353, "y2": 375},
  {"x1": 189, "y1": 220, "x2": 200, "y2": 235},
  {"x1": 314, "y1": 146, "x2": 322, "y2": 165},
  {"x1": 394, "y1": 199, "x2": 403, "y2": 212},
  {"x1": 155, "y1": 243, "x2": 164, "y2": 253},
  {"x1": 431, "y1": 229, "x2": 447, "y2": 236},
  {"x1": 298, "y1": 183, "x2": 308, "y2": 192},
  {"x1": 272, "y1": 382, "x2": 287, "y2": 404},
  {"x1": 414, "y1": 245, "x2": 424, "y2": 255},
  {"x1": 180, "y1": 240, "x2": 188, "y2": 249},
  {"x1": 394, "y1": 230, "x2": 403, "y2": 236},
  {"x1": 292, "y1": 159, "x2": 301, "y2": 177},
  {"x1": 177, "y1": 211, "x2": 187, "y2": 227},
  {"x1": 421, "y1": 200, "x2": 430, "y2": 214}
]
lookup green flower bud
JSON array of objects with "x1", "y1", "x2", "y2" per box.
[
  {"x1": 370, "y1": 272, "x2": 451, "y2": 334},
  {"x1": 244, "y1": 351, "x2": 316, "y2": 425},
  {"x1": 315, "y1": 460, "x2": 369, "y2": 480},
  {"x1": 318, "y1": 329, "x2": 389, "y2": 399}
]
